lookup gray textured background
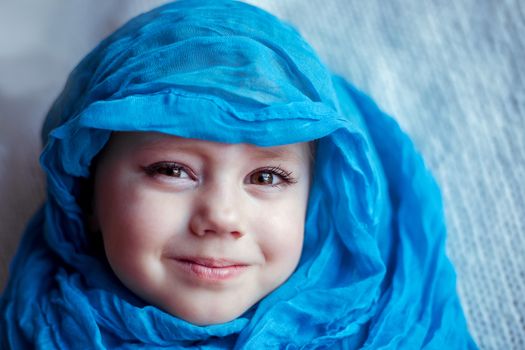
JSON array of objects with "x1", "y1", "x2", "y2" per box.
[{"x1": 1, "y1": 1, "x2": 523, "y2": 348}]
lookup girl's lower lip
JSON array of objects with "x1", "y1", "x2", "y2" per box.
[{"x1": 172, "y1": 259, "x2": 248, "y2": 281}]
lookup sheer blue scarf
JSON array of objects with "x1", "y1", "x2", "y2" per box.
[{"x1": 1, "y1": 0, "x2": 477, "y2": 348}]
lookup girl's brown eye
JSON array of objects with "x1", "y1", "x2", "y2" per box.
[
  {"x1": 247, "y1": 167, "x2": 297, "y2": 188},
  {"x1": 158, "y1": 166, "x2": 182, "y2": 177},
  {"x1": 144, "y1": 162, "x2": 192, "y2": 179},
  {"x1": 250, "y1": 171, "x2": 274, "y2": 185}
]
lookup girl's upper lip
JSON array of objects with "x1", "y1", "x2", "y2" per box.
[{"x1": 174, "y1": 257, "x2": 248, "y2": 268}]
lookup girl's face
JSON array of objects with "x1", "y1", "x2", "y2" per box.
[{"x1": 93, "y1": 132, "x2": 311, "y2": 325}]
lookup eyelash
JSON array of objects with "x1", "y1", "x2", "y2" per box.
[{"x1": 142, "y1": 162, "x2": 297, "y2": 187}]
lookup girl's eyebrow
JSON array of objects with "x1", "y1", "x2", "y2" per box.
[
  {"x1": 249, "y1": 147, "x2": 302, "y2": 162},
  {"x1": 135, "y1": 135, "x2": 303, "y2": 162}
]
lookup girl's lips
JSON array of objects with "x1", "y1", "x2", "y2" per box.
[{"x1": 171, "y1": 257, "x2": 249, "y2": 281}]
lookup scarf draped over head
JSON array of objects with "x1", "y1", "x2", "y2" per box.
[{"x1": 1, "y1": 0, "x2": 476, "y2": 348}]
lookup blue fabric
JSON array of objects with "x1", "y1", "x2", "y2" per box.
[{"x1": 0, "y1": 0, "x2": 477, "y2": 348}]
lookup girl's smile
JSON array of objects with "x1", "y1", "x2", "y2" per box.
[
  {"x1": 169, "y1": 256, "x2": 250, "y2": 283},
  {"x1": 92, "y1": 132, "x2": 311, "y2": 325}
]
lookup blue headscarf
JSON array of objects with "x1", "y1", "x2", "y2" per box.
[{"x1": 1, "y1": 0, "x2": 477, "y2": 348}]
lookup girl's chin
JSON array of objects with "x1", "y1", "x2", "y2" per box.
[
  {"x1": 170, "y1": 307, "x2": 248, "y2": 326},
  {"x1": 151, "y1": 296, "x2": 254, "y2": 326}
]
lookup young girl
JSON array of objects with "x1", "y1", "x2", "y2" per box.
[{"x1": 1, "y1": 0, "x2": 477, "y2": 348}]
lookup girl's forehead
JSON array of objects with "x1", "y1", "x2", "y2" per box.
[{"x1": 106, "y1": 131, "x2": 311, "y2": 162}]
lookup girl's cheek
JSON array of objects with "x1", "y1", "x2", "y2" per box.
[{"x1": 261, "y1": 208, "x2": 304, "y2": 260}]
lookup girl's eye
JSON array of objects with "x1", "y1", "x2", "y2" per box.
[
  {"x1": 250, "y1": 171, "x2": 275, "y2": 185},
  {"x1": 143, "y1": 162, "x2": 193, "y2": 180},
  {"x1": 248, "y1": 167, "x2": 297, "y2": 187}
]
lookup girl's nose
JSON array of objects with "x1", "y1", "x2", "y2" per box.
[{"x1": 189, "y1": 184, "x2": 245, "y2": 239}]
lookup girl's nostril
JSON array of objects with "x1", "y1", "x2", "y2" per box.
[{"x1": 231, "y1": 231, "x2": 243, "y2": 239}]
